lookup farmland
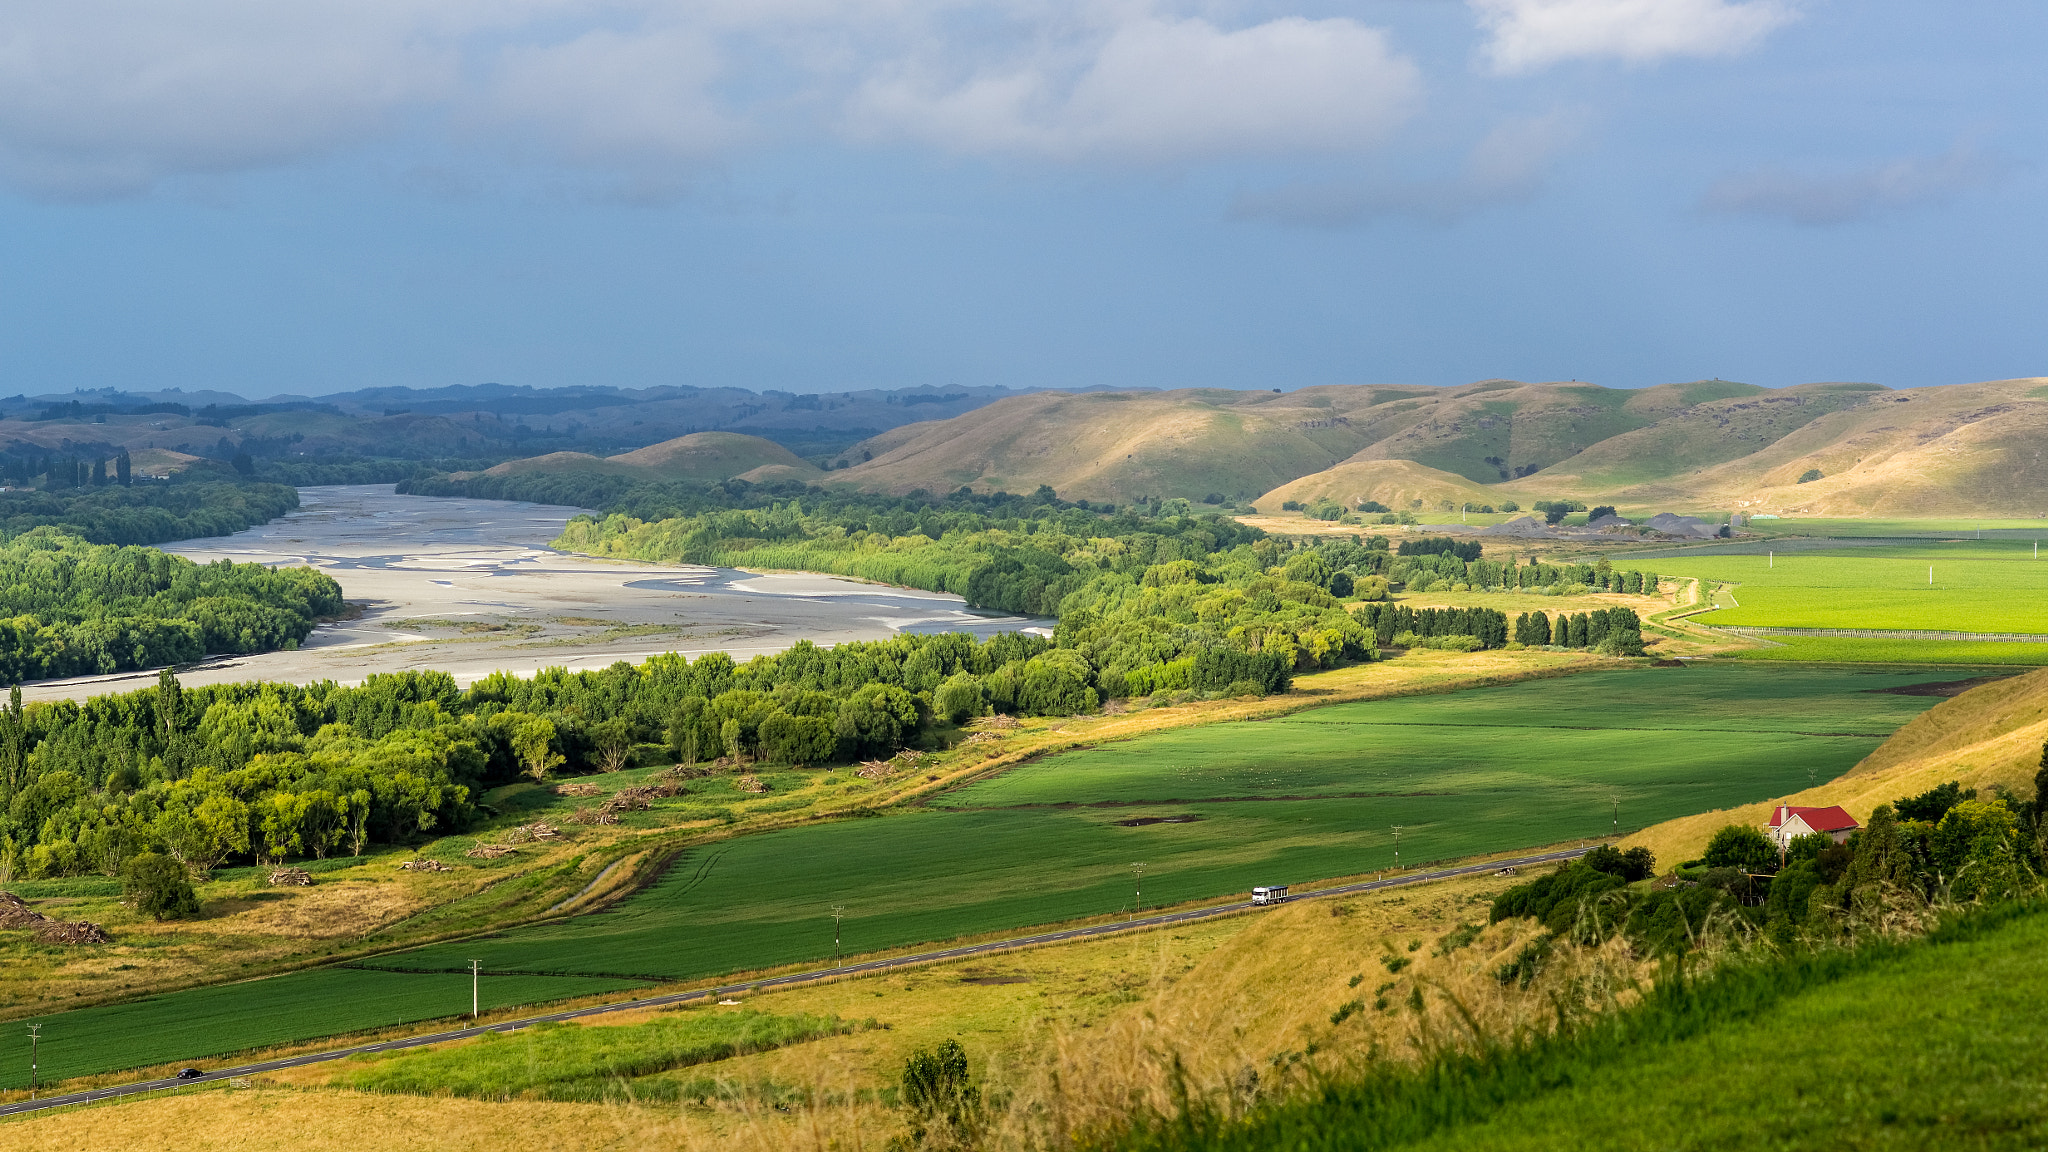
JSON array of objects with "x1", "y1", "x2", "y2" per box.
[
  {"x1": 1652, "y1": 540, "x2": 2048, "y2": 633},
  {"x1": 1, "y1": 664, "x2": 1957, "y2": 1086},
  {"x1": 1730, "y1": 636, "x2": 2048, "y2": 666}
]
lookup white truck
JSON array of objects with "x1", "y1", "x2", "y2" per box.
[{"x1": 1251, "y1": 885, "x2": 1288, "y2": 906}]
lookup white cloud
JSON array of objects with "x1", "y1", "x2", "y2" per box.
[
  {"x1": 0, "y1": 1, "x2": 1423, "y2": 198},
  {"x1": 1231, "y1": 110, "x2": 1580, "y2": 226},
  {"x1": 1472, "y1": 0, "x2": 1797, "y2": 74},
  {"x1": 1701, "y1": 145, "x2": 2011, "y2": 225},
  {"x1": 0, "y1": 0, "x2": 462, "y2": 197},
  {"x1": 849, "y1": 15, "x2": 1422, "y2": 164}
]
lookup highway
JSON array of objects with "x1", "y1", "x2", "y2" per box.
[{"x1": 0, "y1": 844, "x2": 1588, "y2": 1118}]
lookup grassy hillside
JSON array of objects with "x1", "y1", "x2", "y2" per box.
[
  {"x1": 1251, "y1": 458, "x2": 1496, "y2": 515},
  {"x1": 480, "y1": 432, "x2": 821, "y2": 484},
  {"x1": 1621, "y1": 666, "x2": 2048, "y2": 870},
  {"x1": 822, "y1": 376, "x2": 2048, "y2": 515}
]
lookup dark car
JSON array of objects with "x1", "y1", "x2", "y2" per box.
[{"x1": 174, "y1": 1068, "x2": 204, "y2": 1080}]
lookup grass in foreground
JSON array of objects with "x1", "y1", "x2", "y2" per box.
[
  {"x1": 338, "y1": 1009, "x2": 852, "y2": 1102},
  {"x1": 1131, "y1": 901, "x2": 2048, "y2": 1151}
]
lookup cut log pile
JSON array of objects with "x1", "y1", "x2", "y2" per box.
[
  {"x1": 268, "y1": 868, "x2": 314, "y2": 886},
  {"x1": 503, "y1": 822, "x2": 563, "y2": 844},
  {"x1": 856, "y1": 760, "x2": 895, "y2": 780},
  {"x1": 1, "y1": 891, "x2": 110, "y2": 944}
]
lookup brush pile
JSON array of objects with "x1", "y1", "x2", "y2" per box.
[
  {"x1": 1, "y1": 892, "x2": 110, "y2": 944},
  {"x1": 398, "y1": 858, "x2": 452, "y2": 872},
  {"x1": 268, "y1": 868, "x2": 314, "y2": 886},
  {"x1": 554, "y1": 782, "x2": 604, "y2": 797},
  {"x1": 736, "y1": 775, "x2": 769, "y2": 793},
  {"x1": 856, "y1": 760, "x2": 895, "y2": 780},
  {"x1": 465, "y1": 841, "x2": 517, "y2": 859},
  {"x1": 503, "y1": 822, "x2": 563, "y2": 844},
  {"x1": 565, "y1": 808, "x2": 620, "y2": 826}
]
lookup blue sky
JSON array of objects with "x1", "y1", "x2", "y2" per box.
[{"x1": 0, "y1": 0, "x2": 2040, "y2": 399}]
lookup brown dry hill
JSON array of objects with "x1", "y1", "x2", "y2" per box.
[
  {"x1": 1623, "y1": 668, "x2": 2048, "y2": 868},
  {"x1": 831, "y1": 380, "x2": 1732, "y2": 504},
  {"x1": 1252, "y1": 458, "x2": 1496, "y2": 514},
  {"x1": 483, "y1": 432, "x2": 820, "y2": 483}
]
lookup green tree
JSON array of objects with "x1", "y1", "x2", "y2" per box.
[
  {"x1": 590, "y1": 717, "x2": 634, "y2": 773},
  {"x1": 511, "y1": 716, "x2": 564, "y2": 784},
  {"x1": 835, "y1": 684, "x2": 922, "y2": 760},
  {"x1": 123, "y1": 851, "x2": 200, "y2": 920},
  {"x1": 933, "y1": 673, "x2": 986, "y2": 725},
  {"x1": 1703, "y1": 823, "x2": 1776, "y2": 871}
]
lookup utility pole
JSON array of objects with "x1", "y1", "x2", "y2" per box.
[
  {"x1": 1612, "y1": 798, "x2": 1619, "y2": 839},
  {"x1": 1130, "y1": 863, "x2": 1144, "y2": 921},
  {"x1": 1392, "y1": 827, "x2": 1402, "y2": 872},
  {"x1": 831, "y1": 905, "x2": 846, "y2": 966},
  {"x1": 27, "y1": 1023, "x2": 39, "y2": 1099},
  {"x1": 469, "y1": 960, "x2": 481, "y2": 1021}
]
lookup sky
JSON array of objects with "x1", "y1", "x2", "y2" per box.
[{"x1": 0, "y1": 0, "x2": 2041, "y2": 400}]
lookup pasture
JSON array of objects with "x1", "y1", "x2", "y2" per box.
[
  {"x1": 371, "y1": 667, "x2": 1945, "y2": 979},
  {"x1": 0, "y1": 969, "x2": 646, "y2": 1089},
  {"x1": 1660, "y1": 540, "x2": 2048, "y2": 633},
  {"x1": 5, "y1": 665, "x2": 1959, "y2": 1084},
  {"x1": 1730, "y1": 636, "x2": 2048, "y2": 666}
]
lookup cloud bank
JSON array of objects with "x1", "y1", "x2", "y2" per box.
[
  {"x1": 0, "y1": 1, "x2": 1426, "y2": 198},
  {"x1": 1472, "y1": 0, "x2": 1797, "y2": 73}
]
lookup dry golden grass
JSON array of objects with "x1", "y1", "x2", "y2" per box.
[
  {"x1": 1623, "y1": 667, "x2": 2048, "y2": 869},
  {"x1": 11, "y1": 871, "x2": 1586, "y2": 1152}
]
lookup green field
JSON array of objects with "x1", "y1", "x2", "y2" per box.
[
  {"x1": 1729, "y1": 636, "x2": 2048, "y2": 666},
  {"x1": 1173, "y1": 904, "x2": 2048, "y2": 1150},
  {"x1": 0, "y1": 969, "x2": 645, "y2": 1088},
  {"x1": 1745, "y1": 516, "x2": 2048, "y2": 538},
  {"x1": 1654, "y1": 540, "x2": 2048, "y2": 633},
  {"x1": 5, "y1": 665, "x2": 1960, "y2": 1084}
]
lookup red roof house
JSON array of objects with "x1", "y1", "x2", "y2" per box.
[{"x1": 1766, "y1": 805, "x2": 1860, "y2": 847}]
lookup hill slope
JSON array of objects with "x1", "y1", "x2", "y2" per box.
[
  {"x1": 830, "y1": 376, "x2": 2048, "y2": 514},
  {"x1": 480, "y1": 432, "x2": 821, "y2": 483},
  {"x1": 1624, "y1": 667, "x2": 2048, "y2": 867}
]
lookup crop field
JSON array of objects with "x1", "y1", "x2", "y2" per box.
[
  {"x1": 1730, "y1": 636, "x2": 2048, "y2": 666},
  {"x1": 6, "y1": 665, "x2": 1959, "y2": 1084},
  {"x1": 369, "y1": 667, "x2": 1943, "y2": 978},
  {"x1": 1657, "y1": 540, "x2": 2048, "y2": 633},
  {"x1": 0, "y1": 969, "x2": 645, "y2": 1089}
]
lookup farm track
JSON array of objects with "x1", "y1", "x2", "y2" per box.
[{"x1": 0, "y1": 845, "x2": 1590, "y2": 1119}]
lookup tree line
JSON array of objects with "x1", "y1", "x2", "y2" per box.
[
  {"x1": 0, "y1": 480, "x2": 301, "y2": 548},
  {"x1": 0, "y1": 529, "x2": 343, "y2": 683}
]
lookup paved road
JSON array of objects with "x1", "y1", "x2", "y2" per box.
[{"x1": 0, "y1": 845, "x2": 1588, "y2": 1118}]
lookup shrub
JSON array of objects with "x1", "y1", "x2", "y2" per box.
[
  {"x1": 122, "y1": 851, "x2": 200, "y2": 920},
  {"x1": 1798, "y1": 468, "x2": 1823, "y2": 483}
]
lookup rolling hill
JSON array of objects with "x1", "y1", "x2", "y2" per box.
[
  {"x1": 480, "y1": 431, "x2": 822, "y2": 484},
  {"x1": 825, "y1": 376, "x2": 2048, "y2": 515}
]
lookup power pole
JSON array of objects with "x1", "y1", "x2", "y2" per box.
[
  {"x1": 27, "y1": 1023, "x2": 39, "y2": 1099},
  {"x1": 1130, "y1": 863, "x2": 1144, "y2": 920},
  {"x1": 1612, "y1": 798, "x2": 1619, "y2": 839},
  {"x1": 831, "y1": 905, "x2": 846, "y2": 966},
  {"x1": 469, "y1": 960, "x2": 481, "y2": 1021},
  {"x1": 1392, "y1": 827, "x2": 1402, "y2": 872}
]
